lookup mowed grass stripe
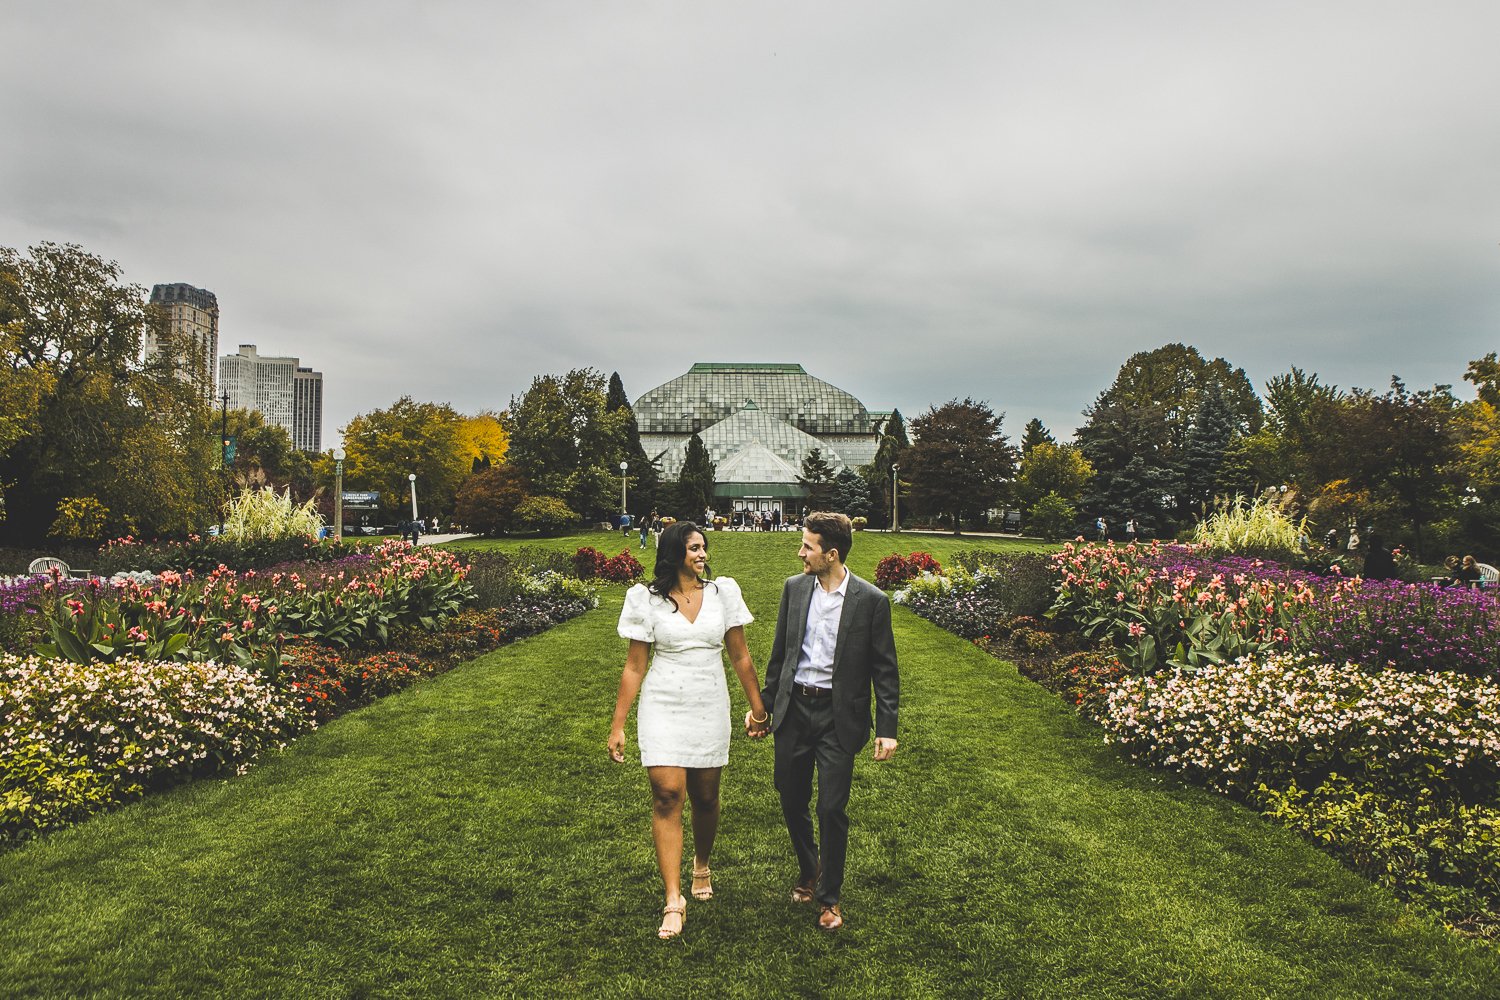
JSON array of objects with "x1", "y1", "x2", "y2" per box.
[{"x1": 0, "y1": 532, "x2": 1494, "y2": 998}]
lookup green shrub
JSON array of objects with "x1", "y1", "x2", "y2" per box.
[
  {"x1": 514, "y1": 497, "x2": 578, "y2": 535},
  {"x1": 1028, "y1": 492, "x2": 1076, "y2": 542},
  {"x1": 1256, "y1": 775, "x2": 1500, "y2": 934},
  {"x1": 0, "y1": 733, "x2": 120, "y2": 841}
]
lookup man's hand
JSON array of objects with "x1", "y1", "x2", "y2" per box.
[{"x1": 873, "y1": 737, "x2": 898, "y2": 761}]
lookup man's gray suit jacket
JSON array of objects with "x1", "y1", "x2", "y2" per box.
[{"x1": 760, "y1": 571, "x2": 900, "y2": 754}]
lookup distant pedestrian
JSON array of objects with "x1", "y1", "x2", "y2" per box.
[
  {"x1": 640, "y1": 510, "x2": 656, "y2": 548},
  {"x1": 408, "y1": 519, "x2": 422, "y2": 546},
  {"x1": 1361, "y1": 531, "x2": 1396, "y2": 581},
  {"x1": 1346, "y1": 527, "x2": 1360, "y2": 552},
  {"x1": 1096, "y1": 517, "x2": 1107, "y2": 542},
  {"x1": 772, "y1": 508, "x2": 782, "y2": 531},
  {"x1": 1124, "y1": 518, "x2": 1137, "y2": 543}
]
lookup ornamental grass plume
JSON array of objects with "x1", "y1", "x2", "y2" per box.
[
  {"x1": 221, "y1": 486, "x2": 325, "y2": 543},
  {"x1": 1192, "y1": 493, "x2": 1308, "y2": 562}
]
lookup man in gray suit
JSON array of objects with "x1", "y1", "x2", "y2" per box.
[{"x1": 748, "y1": 511, "x2": 900, "y2": 931}]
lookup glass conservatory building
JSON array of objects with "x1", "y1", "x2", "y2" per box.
[{"x1": 635, "y1": 363, "x2": 887, "y2": 516}]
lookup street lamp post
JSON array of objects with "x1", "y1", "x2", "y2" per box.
[
  {"x1": 408, "y1": 473, "x2": 418, "y2": 523},
  {"x1": 891, "y1": 463, "x2": 901, "y2": 533},
  {"x1": 620, "y1": 460, "x2": 629, "y2": 516},
  {"x1": 333, "y1": 448, "x2": 345, "y2": 542}
]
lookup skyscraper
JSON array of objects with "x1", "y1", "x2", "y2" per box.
[
  {"x1": 293, "y1": 367, "x2": 324, "y2": 453},
  {"x1": 219, "y1": 344, "x2": 297, "y2": 440},
  {"x1": 146, "y1": 283, "x2": 219, "y2": 399}
]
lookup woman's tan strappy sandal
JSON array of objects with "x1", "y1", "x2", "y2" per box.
[
  {"x1": 691, "y1": 866, "x2": 714, "y2": 901},
  {"x1": 658, "y1": 895, "x2": 686, "y2": 939}
]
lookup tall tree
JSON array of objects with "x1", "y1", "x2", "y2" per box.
[
  {"x1": 676, "y1": 432, "x2": 716, "y2": 518},
  {"x1": 0, "y1": 242, "x2": 216, "y2": 541},
  {"x1": 222, "y1": 408, "x2": 316, "y2": 497},
  {"x1": 904, "y1": 398, "x2": 1017, "y2": 534},
  {"x1": 1014, "y1": 442, "x2": 1093, "y2": 515},
  {"x1": 799, "y1": 448, "x2": 838, "y2": 511},
  {"x1": 503, "y1": 368, "x2": 629, "y2": 520},
  {"x1": 341, "y1": 397, "x2": 468, "y2": 521},
  {"x1": 1020, "y1": 417, "x2": 1056, "y2": 457},
  {"x1": 606, "y1": 370, "x2": 660, "y2": 517},
  {"x1": 1179, "y1": 382, "x2": 1238, "y2": 513},
  {"x1": 829, "y1": 468, "x2": 871, "y2": 519},
  {"x1": 1078, "y1": 344, "x2": 1263, "y2": 532},
  {"x1": 862, "y1": 408, "x2": 908, "y2": 528}
]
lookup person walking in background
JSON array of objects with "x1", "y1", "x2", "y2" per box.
[
  {"x1": 608, "y1": 521, "x2": 768, "y2": 939},
  {"x1": 1124, "y1": 517, "x2": 1137, "y2": 543},
  {"x1": 758, "y1": 512, "x2": 900, "y2": 932},
  {"x1": 1361, "y1": 530, "x2": 1396, "y2": 581},
  {"x1": 640, "y1": 510, "x2": 657, "y2": 548},
  {"x1": 1095, "y1": 516, "x2": 1107, "y2": 542},
  {"x1": 407, "y1": 518, "x2": 422, "y2": 546}
]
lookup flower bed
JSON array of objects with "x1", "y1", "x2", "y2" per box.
[
  {"x1": 1, "y1": 546, "x2": 598, "y2": 843},
  {"x1": 1100, "y1": 654, "x2": 1500, "y2": 933},
  {"x1": 0, "y1": 653, "x2": 304, "y2": 840}
]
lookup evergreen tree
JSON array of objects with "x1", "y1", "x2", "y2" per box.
[
  {"x1": 863, "y1": 408, "x2": 908, "y2": 528},
  {"x1": 799, "y1": 448, "x2": 838, "y2": 510},
  {"x1": 676, "y1": 432, "x2": 716, "y2": 518},
  {"x1": 1179, "y1": 382, "x2": 1238, "y2": 513},
  {"x1": 606, "y1": 370, "x2": 660, "y2": 517},
  {"x1": 830, "y1": 467, "x2": 871, "y2": 518},
  {"x1": 1020, "y1": 417, "x2": 1055, "y2": 457}
]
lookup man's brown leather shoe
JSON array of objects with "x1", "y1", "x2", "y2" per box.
[{"x1": 817, "y1": 904, "x2": 843, "y2": 931}]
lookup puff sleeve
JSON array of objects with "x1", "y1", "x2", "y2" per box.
[
  {"x1": 717, "y1": 576, "x2": 755, "y2": 630},
  {"x1": 617, "y1": 583, "x2": 655, "y2": 643}
]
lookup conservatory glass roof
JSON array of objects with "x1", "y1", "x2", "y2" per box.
[{"x1": 634, "y1": 363, "x2": 874, "y2": 436}]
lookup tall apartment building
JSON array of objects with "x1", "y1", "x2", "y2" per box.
[
  {"x1": 146, "y1": 283, "x2": 219, "y2": 399},
  {"x1": 218, "y1": 345, "x2": 325, "y2": 453},
  {"x1": 219, "y1": 344, "x2": 297, "y2": 439},
  {"x1": 293, "y1": 367, "x2": 324, "y2": 453}
]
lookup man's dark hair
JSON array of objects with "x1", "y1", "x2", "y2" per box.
[{"x1": 805, "y1": 511, "x2": 853, "y2": 563}]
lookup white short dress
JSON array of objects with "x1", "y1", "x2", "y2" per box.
[{"x1": 617, "y1": 577, "x2": 755, "y2": 768}]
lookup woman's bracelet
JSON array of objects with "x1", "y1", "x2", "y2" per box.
[{"x1": 749, "y1": 710, "x2": 769, "y2": 724}]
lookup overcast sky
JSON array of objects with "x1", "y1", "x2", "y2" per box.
[{"x1": 4, "y1": 2, "x2": 1498, "y2": 446}]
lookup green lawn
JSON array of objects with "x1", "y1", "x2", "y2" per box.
[{"x1": 1, "y1": 530, "x2": 1497, "y2": 998}]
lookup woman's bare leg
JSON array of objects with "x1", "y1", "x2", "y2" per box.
[
  {"x1": 685, "y1": 766, "x2": 723, "y2": 880},
  {"x1": 648, "y1": 766, "x2": 688, "y2": 933}
]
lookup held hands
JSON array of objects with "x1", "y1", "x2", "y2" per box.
[
  {"x1": 873, "y1": 737, "x2": 898, "y2": 761},
  {"x1": 743, "y1": 710, "x2": 771, "y2": 739},
  {"x1": 607, "y1": 727, "x2": 626, "y2": 763}
]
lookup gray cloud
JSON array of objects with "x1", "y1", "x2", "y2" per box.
[{"x1": 3, "y1": 1, "x2": 1498, "y2": 443}]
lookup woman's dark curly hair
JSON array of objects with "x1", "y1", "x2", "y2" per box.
[{"x1": 650, "y1": 521, "x2": 716, "y2": 613}]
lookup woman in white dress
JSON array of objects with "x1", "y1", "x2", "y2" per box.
[{"x1": 608, "y1": 521, "x2": 771, "y2": 939}]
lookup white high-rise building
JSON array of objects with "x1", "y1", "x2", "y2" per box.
[
  {"x1": 146, "y1": 283, "x2": 219, "y2": 400},
  {"x1": 293, "y1": 367, "x2": 324, "y2": 453},
  {"x1": 219, "y1": 345, "x2": 297, "y2": 441}
]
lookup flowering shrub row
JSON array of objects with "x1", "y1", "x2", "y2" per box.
[
  {"x1": 1050, "y1": 541, "x2": 1500, "y2": 680},
  {"x1": 1098, "y1": 654, "x2": 1500, "y2": 930},
  {"x1": 31, "y1": 542, "x2": 474, "y2": 667},
  {"x1": 875, "y1": 552, "x2": 941, "y2": 590},
  {"x1": 0, "y1": 653, "x2": 304, "y2": 839},
  {"x1": 571, "y1": 547, "x2": 645, "y2": 583},
  {"x1": 0, "y1": 573, "x2": 597, "y2": 841}
]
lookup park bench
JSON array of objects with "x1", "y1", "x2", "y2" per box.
[
  {"x1": 1479, "y1": 563, "x2": 1499, "y2": 589},
  {"x1": 27, "y1": 557, "x2": 92, "y2": 579}
]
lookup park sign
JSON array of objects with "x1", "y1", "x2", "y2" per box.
[{"x1": 342, "y1": 491, "x2": 380, "y2": 509}]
